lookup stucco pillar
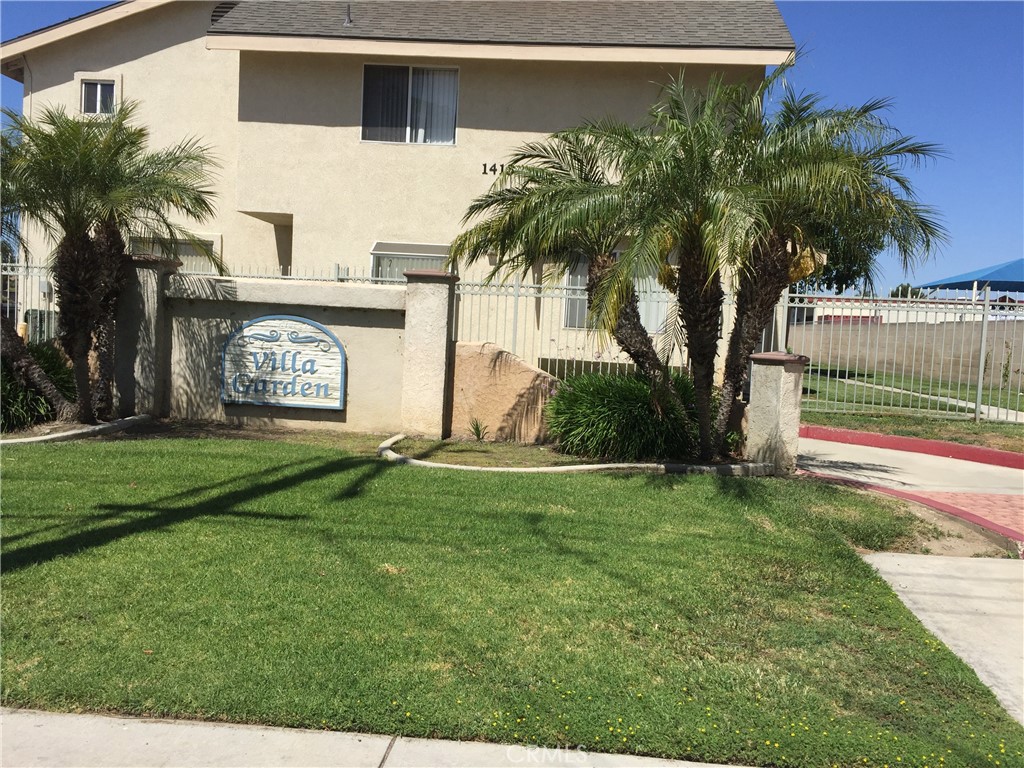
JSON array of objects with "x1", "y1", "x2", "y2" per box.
[
  {"x1": 115, "y1": 257, "x2": 177, "y2": 418},
  {"x1": 746, "y1": 352, "x2": 810, "y2": 474},
  {"x1": 401, "y1": 270, "x2": 458, "y2": 438}
]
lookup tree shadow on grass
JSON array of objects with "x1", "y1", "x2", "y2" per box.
[
  {"x1": 333, "y1": 441, "x2": 445, "y2": 500},
  {"x1": 2, "y1": 455, "x2": 393, "y2": 574},
  {"x1": 604, "y1": 470, "x2": 776, "y2": 503}
]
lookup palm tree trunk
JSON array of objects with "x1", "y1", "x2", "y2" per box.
[
  {"x1": 675, "y1": 256, "x2": 725, "y2": 462},
  {"x1": 715, "y1": 241, "x2": 792, "y2": 455},
  {"x1": 0, "y1": 314, "x2": 76, "y2": 422},
  {"x1": 587, "y1": 254, "x2": 686, "y2": 418},
  {"x1": 92, "y1": 220, "x2": 130, "y2": 420},
  {"x1": 93, "y1": 313, "x2": 117, "y2": 419},
  {"x1": 53, "y1": 233, "x2": 102, "y2": 424}
]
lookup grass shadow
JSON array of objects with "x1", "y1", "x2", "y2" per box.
[{"x1": 3, "y1": 456, "x2": 387, "y2": 574}]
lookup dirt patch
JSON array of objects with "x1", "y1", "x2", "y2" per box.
[
  {"x1": 875, "y1": 500, "x2": 1015, "y2": 558},
  {"x1": 2, "y1": 421, "x2": 85, "y2": 440}
]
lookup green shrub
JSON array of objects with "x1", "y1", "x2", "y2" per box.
[
  {"x1": 0, "y1": 342, "x2": 76, "y2": 433},
  {"x1": 545, "y1": 372, "x2": 700, "y2": 462}
]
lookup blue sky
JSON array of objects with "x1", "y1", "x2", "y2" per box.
[{"x1": 2, "y1": 0, "x2": 1022, "y2": 290}]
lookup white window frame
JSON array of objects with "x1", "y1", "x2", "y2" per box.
[
  {"x1": 130, "y1": 235, "x2": 222, "y2": 274},
  {"x1": 360, "y1": 64, "x2": 459, "y2": 146},
  {"x1": 563, "y1": 259, "x2": 590, "y2": 329},
  {"x1": 75, "y1": 72, "x2": 121, "y2": 115},
  {"x1": 563, "y1": 252, "x2": 669, "y2": 332},
  {"x1": 80, "y1": 79, "x2": 115, "y2": 114}
]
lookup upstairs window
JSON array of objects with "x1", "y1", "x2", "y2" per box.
[
  {"x1": 82, "y1": 80, "x2": 115, "y2": 114},
  {"x1": 370, "y1": 241, "x2": 449, "y2": 281},
  {"x1": 362, "y1": 65, "x2": 457, "y2": 145},
  {"x1": 131, "y1": 237, "x2": 218, "y2": 274}
]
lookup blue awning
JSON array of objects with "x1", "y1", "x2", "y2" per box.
[{"x1": 917, "y1": 257, "x2": 1024, "y2": 292}]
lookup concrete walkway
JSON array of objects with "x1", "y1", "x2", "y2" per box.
[
  {"x1": 833, "y1": 378, "x2": 1024, "y2": 423},
  {"x1": 863, "y1": 554, "x2": 1024, "y2": 726},
  {"x1": 798, "y1": 436, "x2": 1024, "y2": 542},
  {"x1": 0, "y1": 709, "x2": 742, "y2": 768},
  {"x1": 800, "y1": 432, "x2": 1024, "y2": 726}
]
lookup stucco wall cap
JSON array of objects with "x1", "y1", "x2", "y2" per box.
[
  {"x1": 404, "y1": 269, "x2": 460, "y2": 284},
  {"x1": 750, "y1": 351, "x2": 810, "y2": 366}
]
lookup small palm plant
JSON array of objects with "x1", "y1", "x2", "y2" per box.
[
  {"x1": 469, "y1": 417, "x2": 489, "y2": 442},
  {"x1": 2, "y1": 103, "x2": 218, "y2": 422}
]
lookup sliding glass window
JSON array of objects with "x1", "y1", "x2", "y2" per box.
[{"x1": 362, "y1": 65, "x2": 457, "y2": 144}]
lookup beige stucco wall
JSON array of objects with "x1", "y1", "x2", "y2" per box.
[
  {"x1": 746, "y1": 354, "x2": 808, "y2": 473},
  {"x1": 164, "y1": 274, "x2": 405, "y2": 432},
  {"x1": 234, "y1": 54, "x2": 763, "y2": 278},
  {"x1": 13, "y1": 1, "x2": 276, "y2": 272},
  {"x1": 10, "y1": 3, "x2": 774, "y2": 402},
  {"x1": 8, "y1": 3, "x2": 764, "y2": 278}
]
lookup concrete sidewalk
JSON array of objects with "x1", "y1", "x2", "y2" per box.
[
  {"x1": 0, "y1": 709, "x2": 742, "y2": 768},
  {"x1": 863, "y1": 553, "x2": 1024, "y2": 726},
  {"x1": 800, "y1": 433, "x2": 1024, "y2": 726}
]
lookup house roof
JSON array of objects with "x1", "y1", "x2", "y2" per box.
[
  {"x1": 2, "y1": 0, "x2": 794, "y2": 81},
  {"x1": 207, "y1": 1, "x2": 794, "y2": 51}
]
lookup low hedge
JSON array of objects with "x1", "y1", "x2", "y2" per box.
[
  {"x1": 0, "y1": 341, "x2": 76, "y2": 433},
  {"x1": 545, "y1": 372, "x2": 700, "y2": 462}
]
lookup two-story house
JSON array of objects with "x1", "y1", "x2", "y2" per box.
[{"x1": 2, "y1": 0, "x2": 794, "y2": 280}]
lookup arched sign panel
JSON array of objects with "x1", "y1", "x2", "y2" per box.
[{"x1": 221, "y1": 315, "x2": 346, "y2": 410}]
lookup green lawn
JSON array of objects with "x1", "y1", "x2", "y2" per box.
[
  {"x1": 864, "y1": 371, "x2": 1023, "y2": 414},
  {"x1": 3, "y1": 437, "x2": 1022, "y2": 767}
]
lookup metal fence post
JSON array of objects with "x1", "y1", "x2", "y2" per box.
[
  {"x1": 974, "y1": 286, "x2": 991, "y2": 422},
  {"x1": 510, "y1": 273, "x2": 521, "y2": 354}
]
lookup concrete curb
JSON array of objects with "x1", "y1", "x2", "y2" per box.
[
  {"x1": 0, "y1": 414, "x2": 154, "y2": 446},
  {"x1": 800, "y1": 425, "x2": 1024, "y2": 470},
  {"x1": 377, "y1": 435, "x2": 776, "y2": 476}
]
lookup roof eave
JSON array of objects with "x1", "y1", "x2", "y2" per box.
[
  {"x1": 205, "y1": 34, "x2": 794, "y2": 66},
  {"x1": 0, "y1": 0, "x2": 175, "y2": 74}
]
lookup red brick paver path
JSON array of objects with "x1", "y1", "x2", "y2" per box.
[{"x1": 911, "y1": 492, "x2": 1024, "y2": 540}]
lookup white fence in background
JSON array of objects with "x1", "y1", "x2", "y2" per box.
[
  {"x1": 16, "y1": 255, "x2": 1022, "y2": 423},
  {"x1": 1, "y1": 263, "x2": 59, "y2": 344},
  {"x1": 451, "y1": 275, "x2": 788, "y2": 380},
  {"x1": 786, "y1": 289, "x2": 1024, "y2": 422},
  {"x1": 453, "y1": 275, "x2": 693, "y2": 377},
  {"x1": 180, "y1": 261, "x2": 409, "y2": 283}
]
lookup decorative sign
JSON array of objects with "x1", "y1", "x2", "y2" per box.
[{"x1": 221, "y1": 315, "x2": 346, "y2": 410}]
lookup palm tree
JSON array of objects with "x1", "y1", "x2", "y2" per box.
[
  {"x1": 0, "y1": 138, "x2": 76, "y2": 421},
  {"x1": 88, "y1": 104, "x2": 218, "y2": 418},
  {"x1": 449, "y1": 131, "x2": 683, "y2": 415},
  {"x1": 713, "y1": 78, "x2": 946, "y2": 452},
  {"x1": 3, "y1": 107, "x2": 108, "y2": 422},
  {"x1": 588, "y1": 74, "x2": 758, "y2": 461},
  {"x1": 592, "y1": 68, "x2": 943, "y2": 460},
  {"x1": 2, "y1": 104, "x2": 218, "y2": 423}
]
